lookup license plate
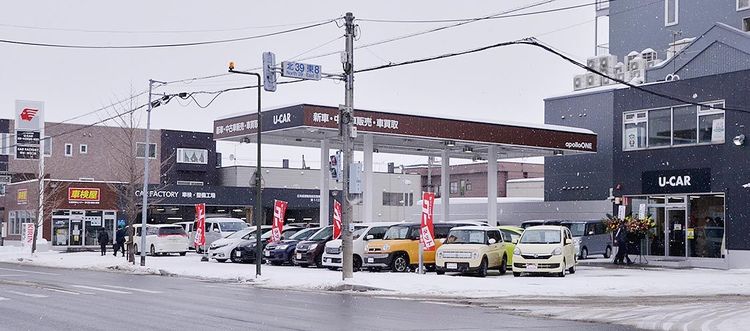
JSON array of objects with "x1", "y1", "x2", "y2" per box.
[
  {"x1": 235, "y1": 251, "x2": 241, "y2": 257},
  {"x1": 264, "y1": 251, "x2": 270, "y2": 257},
  {"x1": 527, "y1": 264, "x2": 538, "y2": 271},
  {"x1": 296, "y1": 253, "x2": 302, "y2": 260},
  {"x1": 446, "y1": 263, "x2": 457, "y2": 270},
  {"x1": 367, "y1": 257, "x2": 374, "y2": 263}
]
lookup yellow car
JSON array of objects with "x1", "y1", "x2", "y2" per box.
[
  {"x1": 364, "y1": 222, "x2": 474, "y2": 272},
  {"x1": 498, "y1": 225, "x2": 524, "y2": 268}
]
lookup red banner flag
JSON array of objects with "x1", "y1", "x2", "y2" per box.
[
  {"x1": 420, "y1": 192, "x2": 436, "y2": 251},
  {"x1": 333, "y1": 200, "x2": 342, "y2": 240},
  {"x1": 271, "y1": 200, "x2": 288, "y2": 243},
  {"x1": 194, "y1": 203, "x2": 206, "y2": 248}
]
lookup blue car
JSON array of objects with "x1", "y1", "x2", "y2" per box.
[{"x1": 262, "y1": 227, "x2": 320, "y2": 266}]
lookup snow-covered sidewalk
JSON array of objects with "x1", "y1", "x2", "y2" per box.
[{"x1": 2, "y1": 247, "x2": 748, "y2": 299}]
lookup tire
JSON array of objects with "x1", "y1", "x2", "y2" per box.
[
  {"x1": 216, "y1": 259, "x2": 227, "y2": 263},
  {"x1": 499, "y1": 255, "x2": 508, "y2": 275},
  {"x1": 229, "y1": 249, "x2": 239, "y2": 263},
  {"x1": 580, "y1": 247, "x2": 589, "y2": 260},
  {"x1": 558, "y1": 259, "x2": 566, "y2": 277},
  {"x1": 603, "y1": 246, "x2": 612, "y2": 258},
  {"x1": 315, "y1": 254, "x2": 323, "y2": 268},
  {"x1": 299, "y1": 264, "x2": 309, "y2": 268},
  {"x1": 271, "y1": 261, "x2": 283, "y2": 266},
  {"x1": 150, "y1": 245, "x2": 156, "y2": 256},
  {"x1": 327, "y1": 267, "x2": 337, "y2": 271},
  {"x1": 133, "y1": 244, "x2": 139, "y2": 255},
  {"x1": 568, "y1": 262, "x2": 576, "y2": 274},
  {"x1": 477, "y1": 257, "x2": 488, "y2": 278},
  {"x1": 436, "y1": 270, "x2": 445, "y2": 275},
  {"x1": 391, "y1": 253, "x2": 410, "y2": 273},
  {"x1": 513, "y1": 272, "x2": 521, "y2": 277},
  {"x1": 353, "y1": 255, "x2": 362, "y2": 271},
  {"x1": 179, "y1": 252, "x2": 186, "y2": 256}
]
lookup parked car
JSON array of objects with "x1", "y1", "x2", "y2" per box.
[
  {"x1": 512, "y1": 225, "x2": 577, "y2": 277},
  {"x1": 295, "y1": 225, "x2": 368, "y2": 268},
  {"x1": 132, "y1": 224, "x2": 189, "y2": 256},
  {"x1": 562, "y1": 220, "x2": 613, "y2": 259},
  {"x1": 436, "y1": 226, "x2": 508, "y2": 277},
  {"x1": 322, "y1": 222, "x2": 399, "y2": 271},
  {"x1": 263, "y1": 227, "x2": 320, "y2": 265},
  {"x1": 191, "y1": 218, "x2": 249, "y2": 253},
  {"x1": 363, "y1": 221, "x2": 476, "y2": 272},
  {"x1": 174, "y1": 221, "x2": 195, "y2": 249},
  {"x1": 233, "y1": 226, "x2": 301, "y2": 263},
  {"x1": 520, "y1": 220, "x2": 563, "y2": 229},
  {"x1": 498, "y1": 225, "x2": 524, "y2": 269},
  {"x1": 207, "y1": 225, "x2": 271, "y2": 263}
]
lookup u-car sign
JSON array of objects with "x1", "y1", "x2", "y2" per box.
[{"x1": 642, "y1": 168, "x2": 711, "y2": 194}]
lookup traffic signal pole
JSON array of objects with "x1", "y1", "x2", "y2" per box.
[{"x1": 341, "y1": 12, "x2": 355, "y2": 280}]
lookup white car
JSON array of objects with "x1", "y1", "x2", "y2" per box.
[
  {"x1": 132, "y1": 224, "x2": 189, "y2": 256},
  {"x1": 322, "y1": 222, "x2": 399, "y2": 270},
  {"x1": 512, "y1": 225, "x2": 577, "y2": 277},
  {"x1": 435, "y1": 225, "x2": 508, "y2": 277},
  {"x1": 174, "y1": 221, "x2": 195, "y2": 249},
  {"x1": 208, "y1": 225, "x2": 271, "y2": 263},
  {"x1": 191, "y1": 218, "x2": 249, "y2": 252}
]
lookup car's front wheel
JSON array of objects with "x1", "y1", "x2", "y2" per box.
[
  {"x1": 513, "y1": 272, "x2": 521, "y2": 277},
  {"x1": 580, "y1": 247, "x2": 588, "y2": 260},
  {"x1": 392, "y1": 253, "x2": 409, "y2": 272},
  {"x1": 558, "y1": 259, "x2": 566, "y2": 277},
  {"x1": 568, "y1": 261, "x2": 576, "y2": 274},
  {"x1": 499, "y1": 255, "x2": 508, "y2": 275},
  {"x1": 229, "y1": 249, "x2": 240, "y2": 263},
  {"x1": 150, "y1": 245, "x2": 156, "y2": 256},
  {"x1": 604, "y1": 246, "x2": 612, "y2": 258},
  {"x1": 477, "y1": 257, "x2": 488, "y2": 278},
  {"x1": 179, "y1": 252, "x2": 186, "y2": 256},
  {"x1": 353, "y1": 255, "x2": 362, "y2": 271}
]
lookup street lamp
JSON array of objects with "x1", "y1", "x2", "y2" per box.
[{"x1": 228, "y1": 62, "x2": 264, "y2": 277}]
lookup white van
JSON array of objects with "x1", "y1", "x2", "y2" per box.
[
  {"x1": 132, "y1": 224, "x2": 189, "y2": 256},
  {"x1": 174, "y1": 221, "x2": 195, "y2": 250},
  {"x1": 191, "y1": 218, "x2": 249, "y2": 252},
  {"x1": 322, "y1": 222, "x2": 400, "y2": 270}
]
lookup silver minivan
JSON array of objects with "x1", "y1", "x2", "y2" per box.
[{"x1": 562, "y1": 220, "x2": 612, "y2": 259}]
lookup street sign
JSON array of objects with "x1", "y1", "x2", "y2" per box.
[
  {"x1": 15, "y1": 130, "x2": 40, "y2": 145},
  {"x1": 262, "y1": 52, "x2": 277, "y2": 92},
  {"x1": 281, "y1": 61, "x2": 322, "y2": 81},
  {"x1": 16, "y1": 145, "x2": 40, "y2": 159}
]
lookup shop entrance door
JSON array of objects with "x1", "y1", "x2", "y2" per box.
[{"x1": 666, "y1": 207, "x2": 687, "y2": 257}]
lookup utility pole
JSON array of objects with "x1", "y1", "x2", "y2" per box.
[
  {"x1": 140, "y1": 79, "x2": 167, "y2": 266},
  {"x1": 341, "y1": 12, "x2": 356, "y2": 280}
]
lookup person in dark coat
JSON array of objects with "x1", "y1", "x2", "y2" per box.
[
  {"x1": 97, "y1": 229, "x2": 110, "y2": 256},
  {"x1": 113, "y1": 226, "x2": 126, "y2": 257},
  {"x1": 613, "y1": 222, "x2": 633, "y2": 265}
]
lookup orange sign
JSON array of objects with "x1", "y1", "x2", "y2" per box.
[
  {"x1": 68, "y1": 187, "x2": 101, "y2": 203},
  {"x1": 17, "y1": 189, "x2": 28, "y2": 205}
]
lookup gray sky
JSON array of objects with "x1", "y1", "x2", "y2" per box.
[{"x1": 0, "y1": 0, "x2": 606, "y2": 171}]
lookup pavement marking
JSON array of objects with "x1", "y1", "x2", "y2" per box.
[
  {"x1": 44, "y1": 288, "x2": 83, "y2": 295},
  {"x1": 6, "y1": 290, "x2": 48, "y2": 298},
  {"x1": 100, "y1": 285, "x2": 162, "y2": 294},
  {"x1": 0, "y1": 274, "x2": 23, "y2": 277},
  {"x1": 0, "y1": 297, "x2": 8, "y2": 301},
  {"x1": 0, "y1": 267, "x2": 60, "y2": 276},
  {"x1": 71, "y1": 285, "x2": 131, "y2": 294}
]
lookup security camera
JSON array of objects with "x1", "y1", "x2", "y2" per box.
[{"x1": 733, "y1": 134, "x2": 745, "y2": 146}]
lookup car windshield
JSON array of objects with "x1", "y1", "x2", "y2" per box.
[
  {"x1": 444, "y1": 230, "x2": 486, "y2": 244},
  {"x1": 520, "y1": 229, "x2": 562, "y2": 244},
  {"x1": 565, "y1": 223, "x2": 586, "y2": 237},
  {"x1": 158, "y1": 227, "x2": 185, "y2": 236},
  {"x1": 352, "y1": 228, "x2": 366, "y2": 240},
  {"x1": 260, "y1": 230, "x2": 274, "y2": 239},
  {"x1": 290, "y1": 228, "x2": 318, "y2": 240},
  {"x1": 225, "y1": 228, "x2": 253, "y2": 239},
  {"x1": 219, "y1": 222, "x2": 248, "y2": 232},
  {"x1": 384, "y1": 226, "x2": 414, "y2": 240},
  {"x1": 309, "y1": 227, "x2": 332, "y2": 241}
]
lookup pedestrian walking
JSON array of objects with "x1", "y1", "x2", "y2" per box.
[
  {"x1": 113, "y1": 226, "x2": 126, "y2": 257},
  {"x1": 97, "y1": 229, "x2": 110, "y2": 256},
  {"x1": 613, "y1": 222, "x2": 633, "y2": 265}
]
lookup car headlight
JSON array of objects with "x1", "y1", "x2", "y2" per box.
[
  {"x1": 278, "y1": 245, "x2": 289, "y2": 250},
  {"x1": 211, "y1": 243, "x2": 228, "y2": 249},
  {"x1": 552, "y1": 247, "x2": 562, "y2": 255},
  {"x1": 382, "y1": 244, "x2": 390, "y2": 251},
  {"x1": 514, "y1": 247, "x2": 521, "y2": 255},
  {"x1": 309, "y1": 243, "x2": 318, "y2": 250}
]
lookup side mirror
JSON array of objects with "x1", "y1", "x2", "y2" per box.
[
  {"x1": 365, "y1": 234, "x2": 374, "y2": 241},
  {"x1": 512, "y1": 238, "x2": 519, "y2": 244},
  {"x1": 565, "y1": 238, "x2": 572, "y2": 245},
  {"x1": 488, "y1": 238, "x2": 497, "y2": 245}
]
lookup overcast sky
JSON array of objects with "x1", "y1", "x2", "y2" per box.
[{"x1": 0, "y1": 0, "x2": 606, "y2": 171}]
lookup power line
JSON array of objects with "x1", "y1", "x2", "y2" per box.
[
  {"x1": 0, "y1": 18, "x2": 339, "y2": 49},
  {"x1": 357, "y1": 0, "x2": 610, "y2": 23}
]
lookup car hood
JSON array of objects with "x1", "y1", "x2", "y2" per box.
[
  {"x1": 297, "y1": 240, "x2": 326, "y2": 250},
  {"x1": 516, "y1": 243, "x2": 561, "y2": 255},
  {"x1": 327, "y1": 239, "x2": 342, "y2": 249},
  {"x1": 438, "y1": 244, "x2": 486, "y2": 252}
]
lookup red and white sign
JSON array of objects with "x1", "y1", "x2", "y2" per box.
[
  {"x1": 420, "y1": 192, "x2": 436, "y2": 251},
  {"x1": 22, "y1": 223, "x2": 35, "y2": 248},
  {"x1": 271, "y1": 200, "x2": 288, "y2": 243},
  {"x1": 332, "y1": 200, "x2": 342, "y2": 240},
  {"x1": 15, "y1": 100, "x2": 44, "y2": 131},
  {"x1": 193, "y1": 203, "x2": 206, "y2": 248}
]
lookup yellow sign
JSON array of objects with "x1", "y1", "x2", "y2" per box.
[
  {"x1": 68, "y1": 187, "x2": 101, "y2": 203},
  {"x1": 17, "y1": 189, "x2": 28, "y2": 205},
  {"x1": 687, "y1": 228, "x2": 695, "y2": 240}
]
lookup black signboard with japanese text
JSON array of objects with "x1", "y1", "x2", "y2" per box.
[
  {"x1": 15, "y1": 145, "x2": 40, "y2": 159},
  {"x1": 15, "y1": 130, "x2": 40, "y2": 145}
]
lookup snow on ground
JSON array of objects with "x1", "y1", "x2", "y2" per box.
[{"x1": 1, "y1": 247, "x2": 748, "y2": 298}]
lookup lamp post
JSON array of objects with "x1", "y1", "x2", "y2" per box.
[{"x1": 228, "y1": 63, "x2": 263, "y2": 277}]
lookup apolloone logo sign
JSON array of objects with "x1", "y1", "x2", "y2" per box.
[{"x1": 564, "y1": 141, "x2": 593, "y2": 150}]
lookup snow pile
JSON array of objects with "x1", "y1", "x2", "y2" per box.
[{"x1": 1, "y1": 250, "x2": 749, "y2": 298}]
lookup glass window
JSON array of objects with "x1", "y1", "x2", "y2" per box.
[
  {"x1": 309, "y1": 226, "x2": 333, "y2": 240},
  {"x1": 43, "y1": 137, "x2": 52, "y2": 156},
  {"x1": 364, "y1": 226, "x2": 388, "y2": 240},
  {"x1": 665, "y1": 0, "x2": 678, "y2": 26},
  {"x1": 444, "y1": 229, "x2": 486, "y2": 244},
  {"x1": 648, "y1": 108, "x2": 672, "y2": 147},
  {"x1": 739, "y1": 0, "x2": 750, "y2": 11},
  {"x1": 136, "y1": 143, "x2": 157, "y2": 158},
  {"x1": 501, "y1": 229, "x2": 520, "y2": 242},
  {"x1": 672, "y1": 105, "x2": 697, "y2": 145},
  {"x1": 688, "y1": 195, "x2": 725, "y2": 258},
  {"x1": 520, "y1": 229, "x2": 561, "y2": 244},
  {"x1": 450, "y1": 182, "x2": 458, "y2": 194},
  {"x1": 79, "y1": 144, "x2": 88, "y2": 154},
  {"x1": 699, "y1": 103, "x2": 725, "y2": 144},
  {"x1": 382, "y1": 192, "x2": 406, "y2": 206},
  {"x1": 177, "y1": 148, "x2": 208, "y2": 164},
  {"x1": 64, "y1": 143, "x2": 73, "y2": 156}
]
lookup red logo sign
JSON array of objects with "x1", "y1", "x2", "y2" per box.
[
  {"x1": 194, "y1": 203, "x2": 206, "y2": 247},
  {"x1": 20, "y1": 108, "x2": 38, "y2": 121},
  {"x1": 271, "y1": 200, "x2": 288, "y2": 243},
  {"x1": 333, "y1": 200, "x2": 342, "y2": 240},
  {"x1": 420, "y1": 192, "x2": 436, "y2": 251}
]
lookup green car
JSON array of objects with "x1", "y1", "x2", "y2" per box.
[{"x1": 498, "y1": 226, "x2": 524, "y2": 268}]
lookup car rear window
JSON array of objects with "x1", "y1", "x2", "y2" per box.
[
  {"x1": 219, "y1": 222, "x2": 248, "y2": 232},
  {"x1": 158, "y1": 227, "x2": 185, "y2": 236}
]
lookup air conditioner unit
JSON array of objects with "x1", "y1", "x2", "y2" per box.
[
  {"x1": 614, "y1": 62, "x2": 625, "y2": 74},
  {"x1": 629, "y1": 69, "x2": 645, "y2": 83},
  {"x1": 616, "y1": 71, "x2": 628, "y2": 82},
  {"x1": 626, "y1": 51, "x2": 640, "y2": 65},
  {"x1": 598, "y1": 55, "x2": 617, "y2": 74},
  {"x1": 628, "y1": 57, "x2": 646, "y2": 71},
  {"x1": 641, "y1": 48, "x2": 658, "y2": 62},
  {"x1": 585, "y1": 73, "x2": 601, "y2": 88},
  {"x1": 600, "y1": 75, "x2": 611, "y2": 86},
  {"x1": 586, "y1": 57, "x2": 600, "y2": 71},
  {"x1": 573, "y1": 74, "x2": 586, "y2": 90}
]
